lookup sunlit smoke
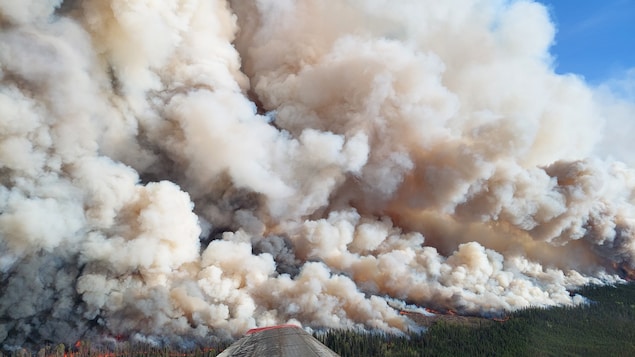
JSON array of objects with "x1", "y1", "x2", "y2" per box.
[{"x1": 2, "y1": 0, "x2": 635, "y2": 350}]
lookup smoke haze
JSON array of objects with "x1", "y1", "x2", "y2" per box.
[{"x1": 1, "y1": 0, "x2": 635, "y2": 349}]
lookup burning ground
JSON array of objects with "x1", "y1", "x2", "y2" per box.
[{"x1": 2, "y1": 0, "x2": 635, "y2": 351}]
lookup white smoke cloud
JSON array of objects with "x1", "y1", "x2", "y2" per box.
[
  {"x1": 1, "y1": 0, "x2": 635, "y2": 350},
  {"x1": 594, "y1": 67, "x2": 635, "y2": 166}
]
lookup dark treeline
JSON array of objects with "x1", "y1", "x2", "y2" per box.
[
  {"x1": 0, "y1": 343, "x2": 229, "y2": 357},
  {"x1": 317, "y1": 283, "x2": 635, "y2": 356},
  {"x1": 3, "y1": 283, "x2": 634, "y2": 356}
]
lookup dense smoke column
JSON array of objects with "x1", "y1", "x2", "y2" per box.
[
  {"x1": 1, "y1": 0, "x2": 635, "y2": 351},
  {"x1": 231, "y1": 0, "x2": 635, "y2": 274}
]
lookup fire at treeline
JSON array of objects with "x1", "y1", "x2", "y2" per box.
[{"x1": 4, "y1": 283, "x2": 635, "y2": 356}]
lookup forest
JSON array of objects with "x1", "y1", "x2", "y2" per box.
[
  {"x1": 2, "y1": 283, "x2": 634, "y2": 356},
  {"x1": 317, "y1": 282, "x2": 635, "y2": 356}
]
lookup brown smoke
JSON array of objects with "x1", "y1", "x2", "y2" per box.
[{"x1": 1, "y1": 0, "x2": 635, "y2": 350}]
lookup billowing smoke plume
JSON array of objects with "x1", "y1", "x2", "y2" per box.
[{"x1": 2, "y1": 0, "x2": 635, "y2": 349}]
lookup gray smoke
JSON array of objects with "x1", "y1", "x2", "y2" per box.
[{"x1": 1, "y1": 0, "x2": 635, "y2": 350}]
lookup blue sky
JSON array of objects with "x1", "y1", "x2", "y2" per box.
[{"x1": 537, "y1": 0, "x2": 635, "y2": 85}]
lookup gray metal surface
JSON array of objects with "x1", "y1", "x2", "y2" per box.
[{"x1": 217, "y1": 326, "x2": 340, "y2": 357}]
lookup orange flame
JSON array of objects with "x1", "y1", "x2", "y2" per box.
[{"x1": 613, "y1": 262, "x2": 635, "y2": 281}]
